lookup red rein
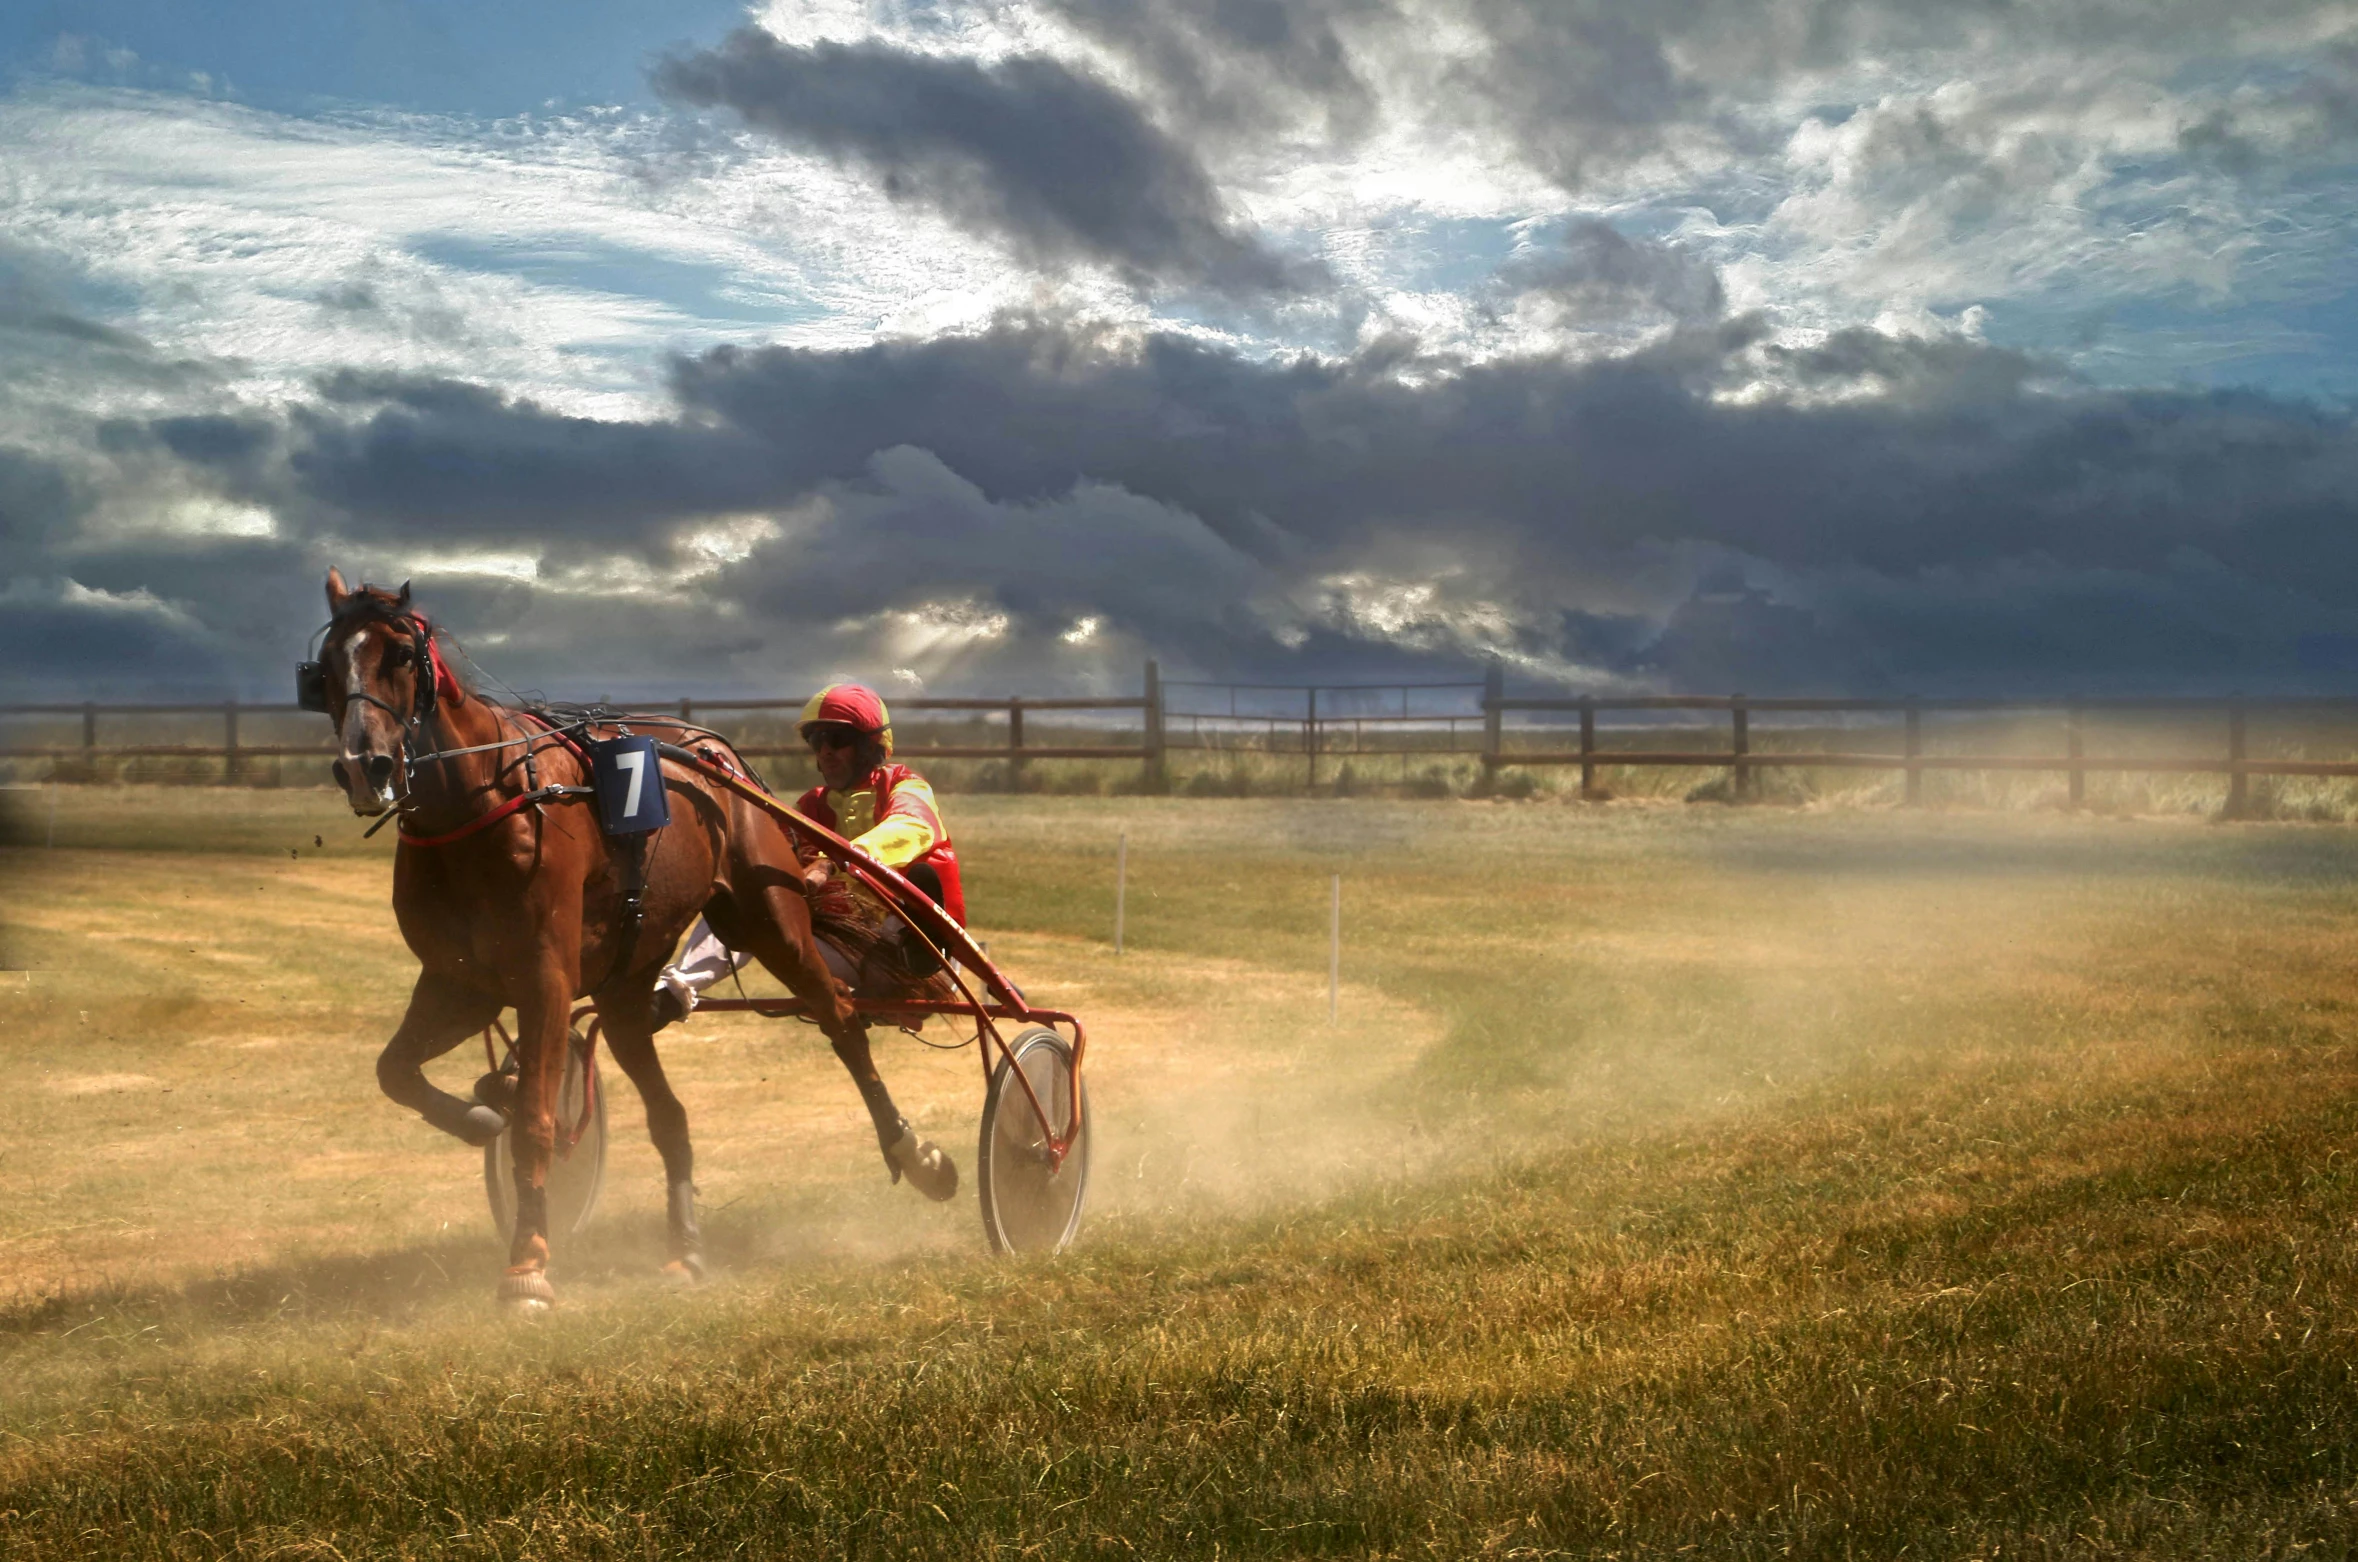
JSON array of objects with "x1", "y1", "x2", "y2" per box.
[{"x1": 397, "y1": 787, "x2": 552, "y2": 848}]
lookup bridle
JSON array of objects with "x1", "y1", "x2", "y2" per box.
[
  {"x1": 301, "y1": 598, "x2": 599, "y2": 845},
  {"x1": 300, "y1": 604, "x2": 460, "y2": 806}
]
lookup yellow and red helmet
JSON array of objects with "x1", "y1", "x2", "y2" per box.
[{"x1": 798, "y1": 683, "x2": 893, "y2": 758}]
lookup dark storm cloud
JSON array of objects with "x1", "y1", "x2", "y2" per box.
[
  {"x1": 0, "y1": 575, "x2": 235, "y2": 696},
  {"x1": 661, "y1": 318, "x2": 2358, "y2": 598},
  {"x1": 736, "y1": 443, "x2": 1270, "y2": 650},
  {"x1": 0, "y1": 445, "x2": 86, "y2": 556},
  {"x1": 276, "y1": 372, "x2": 770, "y2": 544},
  {"x1": 95, "y1": 314, "x2": 2356, "y2": 695},
  {"x1": 651, "y1": 29, "x2": 1306, "y2": 296}
]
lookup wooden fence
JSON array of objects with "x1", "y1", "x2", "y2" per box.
[
  {"x1": 10, "y1": 658, "x2": 2358, "y2": 811},
  {"x1": 0, "y1": 663, "x2": 1167, "y2": 782}
]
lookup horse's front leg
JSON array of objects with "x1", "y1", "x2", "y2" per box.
[
  {"x1": 500, "y1": 933, "x2": 581, "y2": 1314},
  {"x1": 376, "y1": 971, "x2": 506, "y2": 1144},
  {"x1": 592, "y1": 967, "x2": 706, "y2": 1281}
]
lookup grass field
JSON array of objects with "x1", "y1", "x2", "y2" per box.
[{"x1": 6, "y1": 787, "x2": 2358, "y2": 1556}]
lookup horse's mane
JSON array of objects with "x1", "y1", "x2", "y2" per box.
[{"x1": 330, "y1": 583, "x2": 485, "y2": 704}]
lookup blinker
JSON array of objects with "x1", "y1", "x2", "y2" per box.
[{"x1": 296, "y1": 661, "x2": 330, "y2": 713}]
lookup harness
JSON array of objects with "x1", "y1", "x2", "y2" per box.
[
  {"x1": 392, "y1": 709, "x2": 599, "y2": 847},
  {"x1": 306, "y1": 603, "x2": 791, "y2": 989}
]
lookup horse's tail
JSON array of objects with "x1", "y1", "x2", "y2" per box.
[
  {"x1": 806, "y1": 878, "x2": 887, "y2": 967},
  {"x1": 806, "y1": 878, "x2": 956, "y2": 1002}
]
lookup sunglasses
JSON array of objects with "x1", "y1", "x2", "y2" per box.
[{"x1": 807, "y1": 726, "x2": 860, "y2": 752}]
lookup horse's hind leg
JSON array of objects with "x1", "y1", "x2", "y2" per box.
[
  {"x1": 377, "y1": 971, "x2": 506, "y2": 1144},
  {"x1": 593, "y1": 979, "x2": 706, "y2": 1280},
  {"x1": 825, "y1": 1010, "x2": 960, "y2": 1203},
  {"x1": 723, "y1": 879, "x2": 959, "y2": 1202}
]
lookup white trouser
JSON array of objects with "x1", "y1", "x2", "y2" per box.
[{"x1": 656, "y1": 916, "x2": 857, "y2": 1017}]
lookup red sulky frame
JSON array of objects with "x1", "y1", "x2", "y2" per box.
[{"x1": 663, "y1": 745, "x2": 1089, "y2": 1172}]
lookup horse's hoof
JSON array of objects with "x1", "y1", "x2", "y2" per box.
[
  {"x1": 888, "y1": 1126, "x2": 960, "y2": 1203},
  {"x1": 498, "y1": 1267, "x2": 556, "y2": 1314},
  {"x1": 660, "y1": 1255, "x2": 706, "y2": 1286},
  {"x1": 473, "y1": 1070, "x2": 517, "y2": 1113}
]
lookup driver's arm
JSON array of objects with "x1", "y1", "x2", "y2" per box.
[{"x1": 852, "y1": 774, "x2": 944, "y2": 868}]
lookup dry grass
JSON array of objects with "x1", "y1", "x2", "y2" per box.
[{"x1": 5, "y1": 788, "x2": 2358, "y2": 1556}]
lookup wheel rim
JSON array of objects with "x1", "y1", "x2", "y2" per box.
[
  {"x1": 979, "y1": 1029, "x2": 1089, "y2": 1255},
  {"x1": 485, "y1": 1029, "x2": 608, "y2": 1240}
]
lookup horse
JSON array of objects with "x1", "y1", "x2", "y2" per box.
[{"x1": 308, "y1": 569, "x2": 959, "y2": 1312}]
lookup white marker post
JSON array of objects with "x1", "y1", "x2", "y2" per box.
[
  {"x1": 1329, "y1": 873, "x2": 1341, "y2": 1024},
  {"x1": 1114, "y1": 828, "x2": 1128, "y2": 955}
]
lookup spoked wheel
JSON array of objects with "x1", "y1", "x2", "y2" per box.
[
  {"x1": 977, "y1": 1025, "x2": 1090, "y2": 1255},
  {"x1": 484, "y1": 1023, "x2": 608, "y2": 1240}
]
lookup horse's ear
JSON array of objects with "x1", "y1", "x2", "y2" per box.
[
  {"x1": 325, "y1": 567, "x2": 350, "y2": 616},
  {"x1": 395, "y1": 580, "x2": 412, "y2": 610}
]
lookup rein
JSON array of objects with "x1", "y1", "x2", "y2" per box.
[
  {"x1": 397, "y1": 783, "x2": 594, "y2": 847},
  {"x1": 394, "y1": 710, "x2": 603, "y2": 848}
]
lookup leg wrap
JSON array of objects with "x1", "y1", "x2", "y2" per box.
[
  {"x1": 854, "y1": 1076, "x2": 903, "y2": 1152},
  {"x1": 424, "y1": 1091, "x2": 507, "y2": 1146},
  {"x1": 666, "y1": 1179, "x2": 703, "y2": 1265},
  {"x1": 511, "y1": 1182, "x2": 549, "y2": 1250}
]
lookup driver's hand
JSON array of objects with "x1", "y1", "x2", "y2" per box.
[{"x1": 801, "y1": 857, "x2": 834, "y2": 893}]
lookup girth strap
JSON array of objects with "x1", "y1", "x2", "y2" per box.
[{"x1": 602, "y1": 832, "x2": 652, "y2": 992}]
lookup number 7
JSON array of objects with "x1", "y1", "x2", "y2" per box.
[{"x1": 617, "y1": 748, "x2": 646, "y2": 816}]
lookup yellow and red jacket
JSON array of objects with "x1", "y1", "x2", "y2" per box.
[{"x1": 796, "y1": 762, "x2": 965, "y2": 924}]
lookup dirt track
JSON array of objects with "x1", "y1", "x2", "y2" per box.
[{"x1": 0, "y1": 837, "x2": 1438, "y2": 1305}]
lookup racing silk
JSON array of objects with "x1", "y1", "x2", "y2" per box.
[{"x1": 796, "y1": 762, "x2": 966, "y2": 924}]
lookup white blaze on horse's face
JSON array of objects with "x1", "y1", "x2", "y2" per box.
[{"x1": 334, "y1": 625, "x2": 405, "y2": 815}]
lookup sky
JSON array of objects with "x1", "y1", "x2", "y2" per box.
[{"x1": 3, "y1": 0, "x2": 2357, "y2": 701}]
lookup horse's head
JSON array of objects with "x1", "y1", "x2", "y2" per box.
[{"x1": 309, "y1": 568, "x2": 460, "y2": 815}]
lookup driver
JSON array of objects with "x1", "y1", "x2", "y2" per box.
[{"x1": 653, "y1": 683, "x2": 963, "y2": 1027}]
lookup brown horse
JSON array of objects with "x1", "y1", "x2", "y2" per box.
[{"x1": 311, "y1": 569, "x2": 958, "y2": 1311}]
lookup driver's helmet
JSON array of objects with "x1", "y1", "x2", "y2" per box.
[{"x1": 797, "y1": 683, "x2": 894, "y2": 759}]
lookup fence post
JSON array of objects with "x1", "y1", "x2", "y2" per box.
[
  {"x1": 1481, "y1": 661, "x2": 1503, "y2": 789},
  {"x1": 1731, "y1": 695, "x2": 1750, "y2": 800},
  {"x1": 1904, "y1": 700, "x2": 1922, "y2": 806},
  {"x1": 2226, "y1": 697, "x2": 2248, "y2": 819},
  {"x1": 1008, "y1": 697, "x2": 1026, "y2": 791},
  {"x1": 679, "y1": 698, "x2": 693, "y2": 724},
  {"x1": 2067, "y1": 706, "x2": 2084, "y2": 809},
  {"x1": 224, "y1": 698, "x2": 240, "y2": 784},
  {"x1": 1329, "y1": 873, "x2": 1341, "y2": 1025},
  {"x1": 1142, "y1": 659, "x2": 1165, "y2": 792},
  {"x1": 82, "y1": 701, "x2": 97, "y2": 769},
  {"x1": 1579, "y1": 695, "x2": 1597, "y2": 799},
  {"x1": 1306, "y1": 686, "x2": 1319, "y2": 791},
  {"x1": 1114, "y1": 827, "x2": 1127, "y2": 955}
]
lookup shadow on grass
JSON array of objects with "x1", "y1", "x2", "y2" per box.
[
  {"x1": 0, "y1": 1207, "x2": 723, "y2": 1336},
  {"x1": 0, "y1": 1186, "x2": 970, "y2": 1339}
]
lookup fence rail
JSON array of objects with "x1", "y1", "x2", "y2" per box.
[
  {"x1": 11, "y1": 660, "x2": 2358, "y2": 813},
  {"x1": 0, "y1": 667, "x2": 1171, "y2": 781}
]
